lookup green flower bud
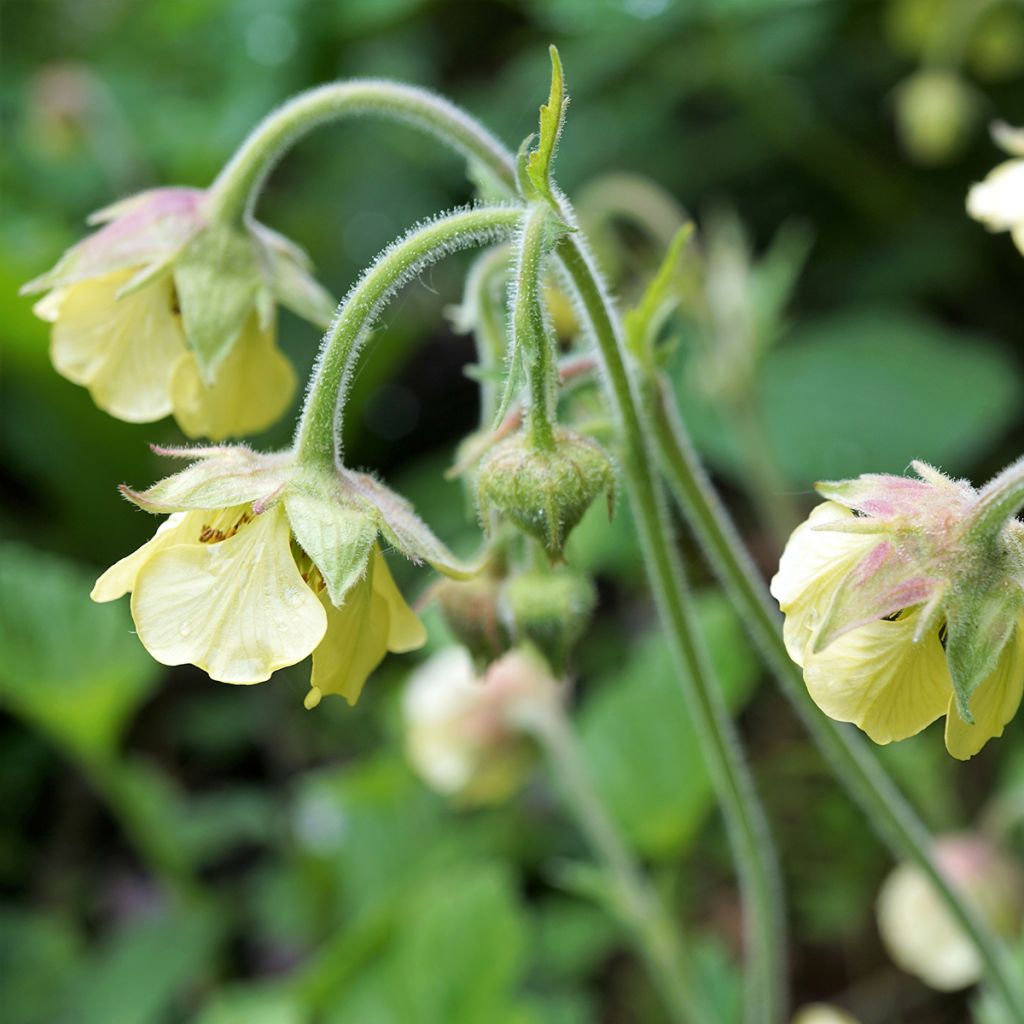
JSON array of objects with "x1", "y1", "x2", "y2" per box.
[
  {"x1": 893, "y1": 69, "x2": 979, "y2": 166},
  {"x1": 432, "y1": 574, "x2": 511, "y2": 668},
  {"x1": 502, "y1": 565, "x2": 596, "y2": 672},
  {"x1": 476, "y1": 429, "x2": 615, "y2": 559}
]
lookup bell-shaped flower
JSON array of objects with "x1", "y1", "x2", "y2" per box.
[
  {"x1": 402, "y1": 646, "x2": 559, "y2": 805},
  {"x1": 22, "y1": 187, "x2": 336, "y2": 439},
  {"x1": 92, "y1": 445, "x2": 472, "y2": 708},
  {"x1": 771, "y1": 461, "x2": 1024, "y2": 759},
  {"x1": 967, "y1": 121, "x2": 1024, "y2": 255}
]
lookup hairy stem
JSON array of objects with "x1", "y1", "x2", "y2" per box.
[
  {"x1": 513, "y1": 204, "x2": 558, "y2": 450},
  {"x1": 206, "y1": 80, "x2": 514, "y2": 223},
  {"x1": 556, "y1": 235, "x2": 785, "y2": 1024},
  {"x1": 293, "y1": 206, "x2": 522, "y2": 470},
  {"x1": 650, "y1": 382, "x2": 1024, "y2": 1019},
  {"x1": 523, "y1": 700, "x2": 709, "y2": 1024}
]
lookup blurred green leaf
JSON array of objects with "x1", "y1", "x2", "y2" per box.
[
  {"x1": 0, "y1": 542, "x2": 159, "y2": 761},
  {"x1": 60, "y1": 903, "x2": 220, "y2": 1024},
  {"x1": 196, "y1": 986, "x2": 307, "y2": 1024},
  {"x1": 388, "y1": 861, "x2": 529, "y2": 1024},
  {"x1": 678, "y1": 307, "x2": 1023, "y2": 485},
  {"x1": 0, "y1": 907, "x2": 81, "y2": 1024},
  {"x1": 580, "y1": 591, "x2": 761, "y2": 858}
]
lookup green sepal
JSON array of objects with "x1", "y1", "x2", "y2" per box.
[
  {"x1": 173, "y1": 222, "x2": 261, "y2": 383},
  {"x1": 120, "y1": 446, "x2": 293, "y2": 513},
  {"x1": 284, "y1": 488, "x2": 377, "y2": 606},
  {"x1": 945, "y1": 585, "x2": 1024, "y2": 722},
  {"x1": 624, "y1": 223, "x2": 694, "y2": 368},
  {"x1": 525, "y1": 45, "x2": 567, "y2": 209}
]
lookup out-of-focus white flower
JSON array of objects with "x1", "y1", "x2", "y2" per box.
[
  {"x1": 791, "y1": 1004, "x2": 861, "y2": 1024},
  {"x1": 968, "y1": 122, "x2": 1024, "y2": 255},
  {"x1": 877, "y1": 834, "x2": 1024, "y2": 991},
  {"x1": 402, "y1": 646, "x2": 559, "y2": 805}
]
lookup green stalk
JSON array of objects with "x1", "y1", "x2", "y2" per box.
[
  {"x1": 523, "y1": 700, "x2": 711, "y2": 1024},
  {"x1": 513, "y1": 204, "x2": 558, "y2": 451},
  {"x1": 555, "y1": 236, "x2": 785, "y2": 1024},
  {"x1": 292, "y1": 206, "x2": 523, "y2": 470},
  {"x1": 650, "y1": 383, "x2": 1024, "y2": 1019}
]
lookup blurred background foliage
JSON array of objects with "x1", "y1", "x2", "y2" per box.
[{"x1": 1, "y1": 0, "x2": 1023, "y2": 1021}]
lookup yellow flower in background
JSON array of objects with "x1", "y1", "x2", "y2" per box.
[
  {"x1": 967, "y1": 121, "x2": 1024, "y2": 255},
  {"x1": 771, "y1": 462, "x2": 1024, "y2": 759},
  {"x1": 23, "y1": 187, "x2": 334, "y2": 439},
  {"x1": 92, "y1": 445, "x2": 472, "y2": 707}
]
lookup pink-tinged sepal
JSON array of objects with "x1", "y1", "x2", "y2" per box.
[
  {"x1": 816, "y1": 464, "x2": 975, "y2": 523},
  {"x1": 812, "y1": 536, "x2": 945, "y2": 653},
  {"x1": 20, "y1": 187, "x2": 206, "y2": 296}
]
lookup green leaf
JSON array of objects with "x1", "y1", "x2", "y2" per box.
[
  {"x1": 195, "y1": 986, "x2": 307, "y2": 1024},
  {"x1": 0, "y1": 907, "x2": 81, "y2": 1024},
  {"x1": 0, "y1": 543, "x2": 159, "y2": 761},
  {"x1": 579, "y1": 591, "x2": 760, "y2": 859},
  {"x1": 59, "y1": 903, "x2": 221, "y2": 1024},
  {"x1": 677, "y1": 306, "x2": 1024, "y2": 486},
  {"x1": 388, "y1": 862, "x2": 529, "y2": 1024},
  {"x1": 526, "y1": 46, "x2": 568, "y2": 208},
  {"x1": 624, "y1": 222, "x2": 694, "y2": 366}
]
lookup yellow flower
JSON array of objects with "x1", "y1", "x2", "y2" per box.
[
  {"x1": 91, "y1": 445, "x2": 474, "y2": 707},
  {"x1": 23, "y1": 187, "x2": 334, "y2": 439},
  {"x1": 967, "y1": 121, "x2": 1024, "y2": 255},
  {"x1": 771, "y1": 463, "x2": 1024, "y2": 759}
]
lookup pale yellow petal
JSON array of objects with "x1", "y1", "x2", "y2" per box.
[
  {"x1": 50, "y1": 270, "x2": 185, "y2": 422},
  {"x1": 308, "y1": 575, "x2": 390, "y2": 707},
  {"x1": 945, "y1": 621, "x2": 1024, "y2": 760},
  {"x1": 771, "y1": 502, "x2": 877, "y2": 663},
  {"x1": 371, "y1": 548, "x2": 427, "y2": 653},
  {"x1": 130, "y1": 504, "x2": 326, "y2": 683},
  {"x1": 92, "y1": 511, "x2": 192, "y2": 602},
  {"x1": 169, "y1": 316, "x2": 296, "y2": 440},
  {"x1": 967, "y1": 159, "x2": 1024, "y2": 231},
  {"x1": 803, "y1": 610, "x2": 952, "y2": 744}
]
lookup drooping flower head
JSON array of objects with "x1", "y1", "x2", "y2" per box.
[
  {"x1": 93, "y1": 445, "x2": 472, "y2": 708},
  {"x1": 771, "y1": 461, "x2": 1024, "y2": 759},
  {"x1": 402, "y1": 646, "x2": 559, "y2": 805},
  {"x1": 22, "y1": 188, "x2": 336, "y2": 439},
  {"x1": 967, "y1": 121, "x2": 1024, "y2": 256}
]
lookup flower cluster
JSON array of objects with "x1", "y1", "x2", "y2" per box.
[
  {"x1": 771, "y1": 462, "x2": 1024, "y2": 759},
  {"x1": 22, "y1": 187, "x2": 335, "y2": 438},
  {"x1": 93, "y1": 445, "x2": 472, "y2": 708}
]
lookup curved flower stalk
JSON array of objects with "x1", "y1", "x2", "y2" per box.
[
  {"x1": 968, "y1": 122, "x2": 1024, "y2": 254},
  {"x1": 22, "y1": 187, "x2": 335, "y2": 438},
  {"x1": 771, "y1": 461, "x2": 1024, "y2": 759},
  {"x1": 92, "y1": 444, "x2": 472, "y2": 708}
]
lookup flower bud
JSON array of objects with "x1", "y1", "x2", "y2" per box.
[
  {"x1": 476, "y1": 428, "x2": 615, "y2": 559},
  {"x1": 893, "y1": 69, "x2": 979, "y2": 165},
  {"x1": 502, "y1": 565, "x2": 596, "y2": 673},
  {"x1": 402, "y1": 646, "x2": 559, "y2": 805},
  {"x1": 431, "y1": 573, "x2": 511, "y2": 668},
  {"x1": 877, "y1": 834, "x2": 1024, "y2": 990}
]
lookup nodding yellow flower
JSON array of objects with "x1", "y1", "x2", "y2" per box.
[
  {"x1": 771, "y1": 462, "x2": 1024, "y2": 759},
  {"x1": 967, "y1": 121, "x2": 1024, "y2": 255},
  {"x1": 91, "y1": 445, "x2": 474, "y2": 708},
  {"x1": 22, "y1": 187, "x2": 335, "y2": 439}
]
